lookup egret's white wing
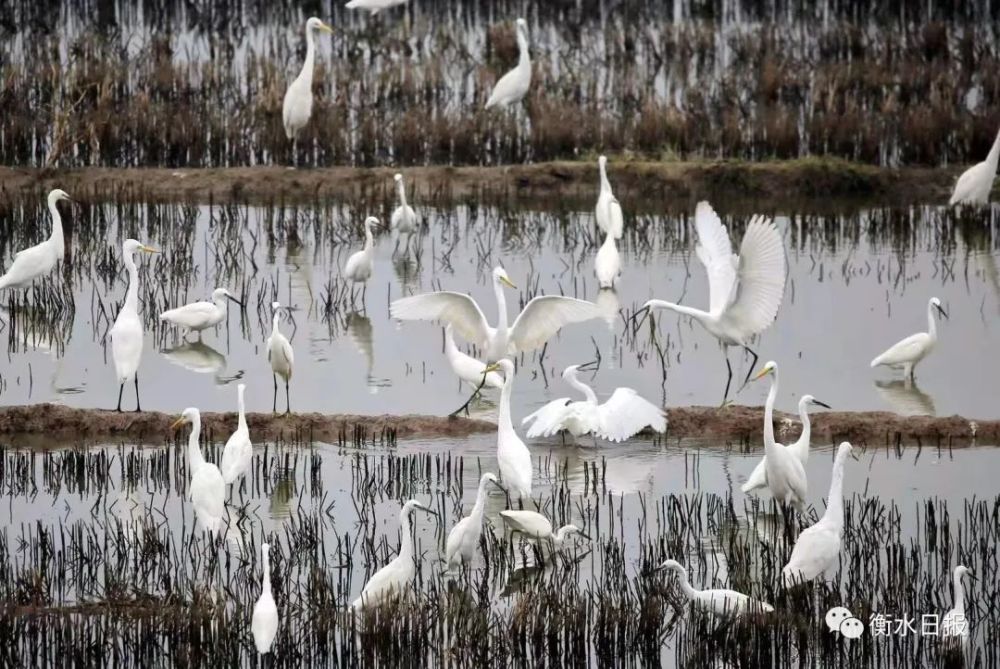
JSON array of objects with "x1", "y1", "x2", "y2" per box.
[
  {"x1": 782, "y1": 524, "x2": 839, "y2": 584},
  {"x1": 722, "y1": 215, "x2": 786, "y2": 336},
  {"x1": 692, "y1": 201, "x2": 737, "y2": 316},
  {"x1": 521, "y1": 398, "x2": 573, "y2": 438},
  {"x1": 110, "y1": 315, "x2": 144, "y2": 382},
  {"x1": 251, "y1": 594, "x2": 278, "y2": 653},
  {"x1": 870, "y1": 333, "x2": 929, "y2": 367},
  {"x1": 390, "y1": 292, "x2": 492, "y2": 346},
  {"x1": 509, "y1": 296, "x2": 600, "y2": 353},
  {"x1": 160, "y1": 301, "x2": 215, "y2": 323},
  {"x1": 949, "y1": 162, "x2": 986, "y2": 205},
  {"x1": 445, "y1": 516, "x2": 472, "y2": 567},
  {"x1": 594, "y1": 388, "x2": 667, "y2": 442},
  {"x1": 606, "y1": 197, "x2": 624, "y2": 239}
]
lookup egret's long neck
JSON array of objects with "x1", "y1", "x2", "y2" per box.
[
  {"x1": 953, "y1": 571, "x2": 966, "y2": 613},
  {"x1": 797, "y1": 398, "x2": 812, "y2": 449},
  {"x1": 398, "y1": 508, "x2": 415, "y2": 562},
  {"x1": 187, "y1": 416, "x2": 205, "y2": 472},
  {"x1": 47, "y1": 199, "x2": 64, "y2": 256},
  {"x1": 271, "y1": 314, "x2": 281, "y2": 338},
  {"x1": 444, "y1": 328, "x2": 459, "y2": 357},
  {"x1": 397, "y1": 181, "x2": 408, "y2": 207},
  {"x1": 987, "y1": 128, "x2": 1000, "y2": 168},
  {"x1": 927, "y1": 302, "x2": 938, "y2": 341},
  {"x1": 824, "y1": 450, "x2": 848, "y2": 530},
  {"x1": 566, "y1": 372, "x2": 598, "y2": 405},
  {"x1": 237, "y1": 386, "x2": 247, "y2": 431},
  {"x1": 554, "y1": 526, "x2": 574, "y2": 543},
  {"x1": 470, "y1": 480, "x2": 490, "y2": 523},
  {"x1": 675, "y1": 568, "x2": 698, "y2": 600},
  {"x1": 215, "y1": 295, "x2": 229, "y2": 315},
  {"x1": 123, "y1": 253, "x2": 140, "y2": 315},
  {"x1": 494, "y1": 280, "x2": 509, "y2": 335},
  {"x1": 646, "y1": 300, "x2": 711, "y2": 324},
  {"x1": 363, "y1": 222, "x2": 374, "y2": 252},
  {"x1": 498, "y1": 372, "x2": 515, "y2": 435},
  {"x1": 599, "y1": 162, "x2": 611, "y2": 194},
  {"x1": 516, "y1": 31, "x2": 529, "y2": 67},
  {"x1": 262, "y1": 552, "x2": 272, "y2": 593},
  {"x1": 300, "y1": 27, "x2": 316, "y2": 85},
  {"x1": 763, "y1": 371, "x2": 779, "y2": 453}
]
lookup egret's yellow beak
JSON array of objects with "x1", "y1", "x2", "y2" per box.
[
  {"x1": 170, "y1": 417, "x2": 186, "y2": 430},
  {"x1": 484, "y1": 362, "x2": 502, "y2": 373},
  {"x1": 319, "y1": 22, "x2": 334, "y2": 33},
  {"x1": 141, "y1": 245, "x2": 159, "y2": 254},
  {"x1": 751, "y1": 367, "x2": 771, "y2": 382},
  {"x1": 499, "y1": 276, "x2": 517, "y2": 290}
]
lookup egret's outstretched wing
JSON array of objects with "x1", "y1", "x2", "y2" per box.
[
  {"x1": 509, "y1": 296, "x2": 600, "y2": 353},
  {"x1": 390, "y1": 292, "x2": 491, "y2": 345},
  {"x1": 595, "y1": 388, "x2": 667, "y2": 442},
  {"x1": 521, "y1": 398, "x2": 573, "y2": 438},
  {"x1": 693, "y1": 201, "x2": 737, "y2": 316},
  {"x1": 723, "y1": 215, "x2": 786, "y2": 335},
  {"x1": 606, "y1": 197, "x2": 624, "y2": 239}
]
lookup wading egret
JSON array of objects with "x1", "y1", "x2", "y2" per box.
[
  {"x1": 390, "y1": 266, "x2": 601, "y2": 362},
  {"x1": 595, "y1": 156, "x2": 623, "y2": 239},
  {"x1": 445, "y1": 472, "x2": 504, "y2": 569},
  {"x1": 220, "y1": 383, "x2": 252, "y2": 486},
  {"x1": 351, "y1": 499, "x2": 438, "y2": 610},
  {"x1": 172, "y1": 408, "x2": 226, "y2": 533},
  {"x1": 751, "y1": 362, "x2": 808, "y2": 511},
  {"x1": 282, "y1": 17, "x2": 334, "y2": 141},
  {"x1": 949, "y1": 128, "x2": 1000, "y2": 205},
  {"x1": 742, "y1": 394, "x2": 831, "y2": 494},
  {"x1": 644, "y1": 201, "x2": 786, "y2": 401},
  {"x1": 159, "y1": 288, "x2": 240, "y2": 338},
  {"x1": 941, "y1": 565, "x2": 973, "y2": 644},
  {"x1": 0, "y1": 189, "x2": 71, "y2": 290},
  {"x1": 499, "y1": 510, "x2": 590, "y2": 548},
  {"x1": 653, "y1": 559, "x2": 774, "y2": 617},
  {"x1": 345, "y1": 0, "x2": 408, "y2": 14},
  {"x1": 594, "y1": 229, "x2": 621, "y2": 289},
  {"x1": 485, "y1": 18, "x2": 531, "y2": 109},
  {"x1": 782, "y1": 442, "x2": 856, "y2": 586},
  {"x1": 870, "y1": 296, "x2": 947, "y2": 380},
  {"x1": 110, "y1": 239, "x2": 158, "y2": 412},
  {"x1": 522, "y1": 364, "x2": 666, "y2": 442},
  {"x1": 444, "y1": 324, "x2": 503, "y2": 390},
  {"x1": 484, "y1": 359, "x2": 533, "y2": 498},
  {"x1": 343, "y1": 216, "x2": 381, "y2": 299},
  {"x1": 391, "y1": 173, "x2": 418, "y2": 234},
  {"x1": 251, "y1": 543, "x2": 278, "y2": 654},
  {"x1": 267, "y1": 302, "x2": 294, "y2": 413}
]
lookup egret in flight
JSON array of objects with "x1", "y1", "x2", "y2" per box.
[
  {"x1": 644, "y1": 201, "x2": 786, "y2": 401},
  {"x1": 345, "y1": 0, "x2": 408, "y2": 14},
  {"x1": 0, "y1": 189, "x2": 72, "y2": 291},
  {"x1": 950, "y1": 127, "x2": 1000, "y2": 205},
  {"x1": 251, "y1": 543, "x2": 278, "y2": 654},
  {"x1": 941, "y1": 565, "x2": 974, "y2": 645},
  {"x1": 595, "y1": 156, "x2": 624, "y2": 239},
  {"x1": 522, "y1": 364, "x2": 666, "y2": 442},
  {"x1": 390, "y1": 266, "x2": 600, "y2": 362},
  {"x1": 499, "y1": 510, "x2": 589, "y2": 549},
  {"x1": 444, "y1": 324, "x2": 503, "y2": 390},
  {"x1": 484, "y1": 359, "x2": 533, "y2": 499},
  {"x1": 172, "y1": 407, "x2": 226, "y2": 534},
  {"x1": 742, "y1": 394, "x2": 830, "y2": 494},
  {"x1": 282, "y1": 18, "x2": 334, "y2": 144},
  {"x1": 652, "y1": 559, "x2": 774, "y2": 617},
  {"x1": 220, "y1": 383, "x2": 252, "y2": 491},
  {"x1": 445, "y1": 472, "x2": 504, "y2": 570},
  {"x1": 343, "y1": 216, "x2": 381, "y2": 301},
  {"x1": 870, "y1": 297, "x2": 947, "y2": 381},
  {"x1": 267, "y1": 302, "x2": 294, "y2": 413},
  {"x1": 750, "y1": 362, "x2": 807, "y2": 511},
  {"x1": 485, "y1": 19, "x2": 531, "y2": 109},
  {"x1": 110, "y1": 239, "x2": 158, "y2": 412},
  {"x1": 159, "y1": 288, "x2": 240, "y2": 339}
]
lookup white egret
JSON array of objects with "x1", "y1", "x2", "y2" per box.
[
  {"x1": 522, "y1": 364, "x2": 666, "y2": 442},
  {"x1": 484, "y1": 18, "x2": 531, "y2": 109},
  {"x1": 282, "y1": 17, "x2": 334, "y2": 142},
  {"x1": 445, "y1": 472, "x2": 504, "y2": 569},
  {"x1": 351, "y1": 499, "x2": 437, "y2": 610},
  {"x1": 499, "y1": 510, "x2": 590, "y2": 548},
  {"x1": 949, "y1": 128, "x2": 1000, "y2": 205},
  {"x1": 172, "y1": 408, "x2": 226, "y2": 533},
  {"x1": 109, "y1": 239, "x2": 158, "y2": 412},
  {"x1": 870, "y1": 296, "x2": 947, "y2": 381},
  {"x1": 941, "y1": 565, "x2": 973, "y2": 644},
  {"x1": 742, "y1": 394, "x2": 831, "y2": 494},
  {"x1": 653, "y1": 559, "x2": 774, "y2": 617},
  {"x1": 594, "y1": 229, "x2": 621, "y2": 289},
  {"x1": 345, "y1": 0, "x2": 408, "y2": 14},
  {"x1": 0, "y1": 189, "x2": 71, "y2": 290},
  {"x1": 267, "y1": 302, "x2": 294, "y2": 413},
  {"x1": 750, "y1": 362, "x2": 808, "y2": 511},
  {"x1": 343, "y1": 216, "x2": 381, "y2": 300},
  {"x1": 444, "y1": 324, "x2": 503, "y2": 390},
  {"x1": 782, "y1": 442, "x2": 856, "y2": 586},
  {"x1": 595, "y1": 156, "x2": 623, "y2": 239},
  {"x1": 644, "y1": 201, "x2": 786, "y2": 400},
  {"x1": 484, "y1": 359, "x2": 533, "y2": 499},
  {"x1": 220, "y1": 383, "x2": 252, "y2": 487},
  {"x1": 159, "y1": 288, "x2": 240, "y2": 338},
  {"x1": 391, "y1": 173, "x2": 418, "y2": 234},
  {"x1": 251, "y1": 542, "x2": 278, "y2": 654},
  {"x1": 390, "y1": 266, "x2": 601, "y2": 362}
]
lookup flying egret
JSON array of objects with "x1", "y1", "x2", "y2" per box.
[
  {"x1": 941, "y1": 565, "x2": 974, "y2": 644},
  {"x1": 750, "y1": 362, "x2": 808, "y2": 511},
  {"x1": 267, "y1": 302, "x2": 294, "y2": 413},
  {"x1": 159, "y1": 288, "x2": 240, "y2": 338},
  {"x1": 282, "y1": 17, "x2": 334, "y2": 143},
  {"x1": 110, "y1": 239, "x2": 158, "y2": 412},
  {"x1": 444, "y1": 324, "x2": 503, "y2": 390},
  {"x1": 391, "y1": 173, "x2": 418, "y2": 234},
  {"x1": 522, "y1": 364, "x2": 666, "y2": 442},
  {"x1": 344, "y1": 0, "x2": 408, "y2": 14},
  {"x1": 445, "y1": 472, "x2": 504, "y2": 569},
  {"x1": 172, "y1": 408, "x2": 226, "y2": 533},
  {"x1": 949, "y1": 128, "x2": 1000, "y2": 205},
  {"x1": 390, "y1": 266, "x2": 601, "y2": 362},
  {"x1": 0, "y1": 189, "x2": 71, "y2": 290},
  {"x1": 483, "y1": 359, "x2": 533, "y2": 499},
  {"x1": 653, "y1": 559, "x2": 774, "y2": 617},
  {"x1": 484, "y1": 18, "x2": 531, "y2": 109},
  {"x1": 595, "y1": 156, "x2": 624, "y2": 239},
  {"x1": 870, "y1": 296, "x2": 947, "y2": 381},
  {"x1": 499, "y1": 510, "x2": 590, "y2": 548},
  {"x1": 782, "y1": 442, "x2": 857, "y2": 586},
  {"x1": 220, "y1": 383, "x2": 252, "y2": 489},
  {"x1": 594, "y1": 229, "x2": 621, "y2": 289},
  {"x1": 251, "y1": 542, "x2": 278, "y2": 654},
  {"x1": 644, "y1": 201, "x2": 786, "y2": 401},
  {"x1": 351, "y1": 499, "x2": 438, "y2": 610},
  {"x1": 742, "y1": 394, "x2": 831, "y2": 494},
  {"x1": 343, "y1": 216, "x2": 381, "y2": 301}
]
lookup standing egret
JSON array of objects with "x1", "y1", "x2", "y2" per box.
[
  {"x1": 109, "y1": 239, "x2": 158, "y2": 412},
  {"x1": 484, "y1": 18, "x2": 531, "y2": 109},
  {"x1": 644, "y1": 201, "x2": 786, "y2": 401},
  {"x1": 267, "y1": 302, "x2": 294, "y2": 413},
  {"x1": 782, "y1": 442, "x2": 857, "y2": 586},
  {"x1": 251, "y1": 543, "x2": 278, "y2": 654},
  {"x1": 742, "y1": 394, "x2": 831, "y2": 494},
  {"x1": 949, "y1": 128, "x2": 1000, "y2": 205},
  {"x1": 351, "y1": 499, "x2": 438, "y2": 610},
  {"x1": 521, "y1": 364, "x2": 666, "y2": 442},
  {"x1": 391, "y1": 173, "x2": 418, "y2": 254},
  {"x1": 750, "y1": 362, "x2": 808, "y2": 511},
  {"x1": 444, "y1": 324, "x2": 503, "y2": 390},
  {"x1": 499, "y1": 510, "x2": 590, "y2": 548},
  {"x1": 941, "y1": 565, "x2": 974, "y2": 644},
  {"x1": 159, "y1": 288, "x2": 241, "y2": 339},
  {"x1": 220, "y1": 383, "x2": 252, "y2": 489},
  {"x1": 870, "y1": 297, "x2": 947, "y2": 381},
  {"x1": 484, "y1": 359, "x2": 533, "y2": 499},
  {"x1": 594, "y1": 229, "x2": 621, "y2": 289},
  {"x1": 390, "y1": 266, "x2": 601, "y2": 362},
  {"x1": 445, "y1": 472, "x2": 504, "y2": 569},
  {"x1": 595, "y1": 156, "x2": 624, "y2": 239},
  {"x1": 0, "y1": 189, "x2": 72, "y2": 290},
  {"x1": 343, "y1": 216, "x2": 381, "y2": 301},
  {"x1": 172, "y1": 408, "x2": 226, "y2": 533},
  {"x1": 652, "y1": 559, "x2": 774, "y2": 617},
  {"x1": 282, "y1": 18, "x2": 334, "y2": 143},
  {"x1": 344, "y1": 0, "x2": 408, "y2": 14}
]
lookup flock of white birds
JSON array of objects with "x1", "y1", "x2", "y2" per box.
[{"x1": 1, "y1": 7, "x2": 994, "y2": 656}]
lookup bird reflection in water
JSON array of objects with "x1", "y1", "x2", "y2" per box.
[
  {"x1": 162, "y1": 340, "x2": 243, "y2": 384},
  {"x1": 874, "y1": 378, "x2": 936, "y2": 417}
]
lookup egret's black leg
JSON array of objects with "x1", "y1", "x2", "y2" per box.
[
  {"x1": 723, "y1": 355, "x2": 733, "y2": 404},
  {"x1": 272, "y1": 374, "x2": 278, "y2": 413},
  {"x1": 449, "y1": 372, "x2": 488, "y2": 417},
  {"x1": 134, "y1": 373, "x2": 141, "y2": 412},
  {"x1": 285, "y1": 379, "x2": 290, "y2": 415},
  {"x1": 742, "y1": 346, "x2": 760, "y2": 386},
  {"x1": 116, "y1": 383, "x2": 124, "y2": 413}
]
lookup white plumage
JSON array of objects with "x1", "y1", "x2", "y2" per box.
[
  {"x1": 522, "y1": 364, "x2": 666, "y2": 442},
  {"x1": 654, "y1": 559, "x2": 774, "y2": 617},
  {"x1": 870, "y1": 296, "x2": 947, "y2": 380},
  {"x1": 159, "y1": 287, "x2": 238, "y2": 336},
  {"x1": 941, "y1": 565, "x2": 973, "y2": 645},
  {"x1": 174, "y1": 408, "x2": 226, "y2": 534},
  {"x1": 949, "y1": 128, "x2": 1000, "y2": 205},
  {"x1": 594, "y1": 229, "x2": 620, "y2": 288},
  {"x1": 445, "y1": 472, "x2": 502, "y2": 569},
  {"x1": 267, "y1": 302, "x2": 295, "y2": 413},
  {"x1": 251, "y1": 543, "x2": 279, "y2": 654},
  {"x1": 109, "y1": 239, "x2": 158, "y2": 412},
  {"x1": 391, "y1": 173, "x2": 418, "y2": 234},
  {"x1": 595, "y1": 156, "x2": 624, "y2": 239},
  {"x1": 742, "y1": 394, "x2": 830, "y2": 494},
  {"x1": 0, "y1": 189, "x2": 71, "y2": 290},
  {"x1": 486, "y1": 359, "x2": 533, "y2": 498},
  {"x1": 499, "y1": 510, "x2": 589, "y2": 546},
  {"x1": 485, "y1": 18, "x2": 531, "y2": 109},
  {"x1": 444, "y1": 324, "x2": 503, "y2": 389},
  {"x1": 751, "y1": 362, "x2": 808, "y2": 511},
  {"x1": 220, "y1": 383, "x2": 252, "y2": 485},
  {"x1": 282, "y1": 17, "x2": 334, "y2": 141},
  {"x1": 344, "y1": 0, "x2": 408, "y2": 14},
  {"x1": 343, "y1": 216, "x2": 381, "y2": 285}
]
